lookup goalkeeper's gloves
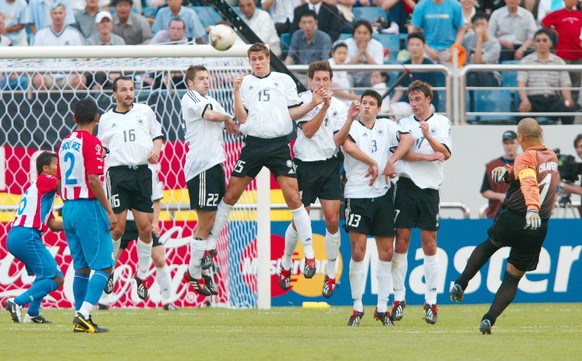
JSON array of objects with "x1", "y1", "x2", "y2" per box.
[
  {"x1": 491, "y1": 166, "x2": 510, "y2": 184},
  {"x1": 525, "y1": 209, "x2": 541, "y2": 230}
]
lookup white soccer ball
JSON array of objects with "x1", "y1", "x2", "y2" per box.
[{"x1": 209, "y1": 24, "x2": 236, "y2": 51}]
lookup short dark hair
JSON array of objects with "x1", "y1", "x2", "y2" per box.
[
  {"x1": 73, "y1": 97, "x2": 100, "y2": 125},
  {"x1": 36, "y1": 151, "x2": 57, "y2": 175},
  {"x1": 574, "y1": 134, "x2": 582, "y2": 148},
  {"x1": 308, "y1": 60, "x2": 333, "y2": 80},
  {"x1": 408, "y1": 80, "x2": 433, "y2": 99},
  {"x1": 534, "y1": 28, "x2": 554, "y2": 45},
  {"x1": 331, "y1": 41, "x2": 347, "y2": 53},
  {"x1": 471, "y1": 11, "x2": 489, "y2": 24},
  {"x1": 112, "y1": 0, "x2": 133, "y2": 6},
  {"x1": 299, "y1": 10, "x2": 317, "y2": 22},
  {"x1": 168, "y1": 16, "x2": 185, "y2": 29},
  {"x1": 352, "y1": 20, "x2": 373, "y2": 36},
  {"x1": 408, "y1": 32, "x2": 425, "y2": 44},
  {"x1": 360, "y1": 89, "x2": 382, "y2": 107},
  {"x1": 247, "y1": 42, "x2": 270, "y2": 58},
  {"x1": 112, "y1": 76, "x2": 133, "y2": 92},
  {"x1": 185, "y1": 65, "x2": 208, "y2": 83}
]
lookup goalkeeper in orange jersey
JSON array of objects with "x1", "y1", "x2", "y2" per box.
[{"x1": 450, "y1": 118, "x2": 559, "y2": 335}]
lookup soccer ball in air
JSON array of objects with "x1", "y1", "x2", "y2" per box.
[{"x1": 209, "y1": 24, "x2": 236, "y2": 51}]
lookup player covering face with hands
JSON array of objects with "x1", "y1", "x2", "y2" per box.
[{"x1": 342, "y1": 90, "x2": 414, "y2": 326}]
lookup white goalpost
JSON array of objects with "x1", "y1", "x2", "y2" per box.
[{"x1": 0, "y1": 44, "x2": 272, "y2": 310}]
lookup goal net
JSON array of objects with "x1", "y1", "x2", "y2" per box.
[{"x1": 0, "y1": 45, "x2": 268, "y2": 309}]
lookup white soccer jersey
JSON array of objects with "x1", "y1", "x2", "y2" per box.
[
  {"x1": 396, "y1": 113, "x2": 452, "y2": 190},
  {"x1": 239, "y1": 71, "x2": 302, "y2": 139},
  {"x1": 181, "y1": 90, "x2": 228, "y2": 181},
  {"x1": 343, "y1": 118, "x2": 404, "y2": 199},
  {"x1": 98, "y1": 103, "x2": 164, "y2": 168},
  {"x1": 295, "y1": 91, "x2": 347, "y2": 162},
  {"x1": 33, "y1": 26, "x2": 84, "y2": 46}
]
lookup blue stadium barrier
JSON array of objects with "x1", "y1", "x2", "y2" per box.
[
  {"x1": 192, "y1": 6, "x2": 221, "y2": 29},
  {"x1": 372, "y1": 33, "x2": 400, "y2": 64},
  {"x1": 352, "y1": 6, "x2": 387, "y2": 24},
  {"x1": 271, "y1": 219, "x2": 582, "y2": 306}
]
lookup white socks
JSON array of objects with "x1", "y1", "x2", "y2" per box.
[
  {"x1": 290, "y1": 205, "x2": 314, "y2": 259},
  {"x1": 209, "y1": 201, "x2": 233, "y2": 240},
  {"x1": 136, "y1": 238, "x2": 152, "y2": 280},
  {"x1": 376, "y1": 260, "x2": 392, "y2": 313},
  {"x1": 325, "y1": 230, "x2": 341, "y2": 279},
  {"x1": 392, "y1": 252, "x2": 408, "y2": 302},
  {"x1": 155, "y1": 266, "x2": 172, "y2": 302},
  {"x1": 112, "y1": 238, "x2": 121, "y2": 262},
  {"x1": 349, "y1": 259, "x2": 365, "y2": 312},
  {"x1": 424, "y1": 254, "x2": 439, "y2": 305},
  {"x1": 282, "y1": 224, "x2": 299, "y2": 270},
  {"x1": 188, "y1": 237, "x2": 207, "y2": 278}
]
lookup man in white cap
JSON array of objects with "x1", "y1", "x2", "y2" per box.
[{"x1": 86, "y1": 11, "x2": 126, "y2": 46}]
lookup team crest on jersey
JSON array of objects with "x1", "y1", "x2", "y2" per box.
[
  {"x1": 112, "y1": 123, "x2": 117, "y2": 128},
  {"x1": 249, "y1": 85, "x2": 254, "y2": 90},
  {"x1": 377, "y1": 129, "x2": 383, "y2": 135}
]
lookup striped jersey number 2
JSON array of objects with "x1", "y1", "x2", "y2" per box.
[{"x1": 63, "y1": 152, "x2": 78, "y2": 185}]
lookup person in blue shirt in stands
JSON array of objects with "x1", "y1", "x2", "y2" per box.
[
  {"x1": 285, "y1": 11, "x2": 332, "y2": 65},
  {"x1": 410, "y1": 0, "x2": 464, "y2": 66},
  {"x1": 152, "y1": 0, "x2": 205, "y2": 44},
  {"x1": 390, "y1": 32, "x2": 443, "y2": 110}
]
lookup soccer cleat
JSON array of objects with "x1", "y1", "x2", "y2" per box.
[
  {"x1": 278, "y1": 266, "x2": 292, "y2": 290},
  {"x1": 303, "y1": 258, "x2": 316, "y2": 279},
  {"x1": 183, "y1": 271, "x2": 212, "y2": 296},
  {"x1": 347, "y1": 310, "x2": 364, "y2": 327},
  {"x1": 97, "y1": 303, "x2": 110, "y2": 311},
  {"x1": 4, "y1": 298, "x2": 23, "y2": 323},
  {"x1": 373, "y1": 308, "x2": 394, "y2": 326},
  {"x1": 450, "y1": 283, "x2": 464, "y2": 303},
  {"x1": 203, "y1": 275, "x2": 219, "y2": 296},
  {"x1": 321, "y1": 275, "x2": 336, "y2": 298},
  {"x1": 424, "y1": 303, "x2": 438, "y2": 324},
  {"x1": 23, "y1": 314, "x2": 52, "y2": 324},
  {"x1": 135, "y1": 276, "x2": 149, "y2": 300},
  {"x1": 201, "y1": 249, "x2": 217, "y2": 270},
  {"x1": 480, "y1": 319, "x2": 492, "y2": 335},
  {"x1": 163, "y1": 303, "x2": 179, "y2": 311},
  {"x1": 73, "y1": 312, "x2": 109, "y2": 333},
  {"x1": 391, "y1": 300, "x2": 406, "y2": 321},
  {"x1": 103, "y1": 273, "x2": 115, "y2": 294}
]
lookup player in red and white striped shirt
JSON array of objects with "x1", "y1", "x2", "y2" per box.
[
  {"x1": 57, "y1": 97, "x2": 117, "y2": 333},
  {"x1": 4, "y1": 152, "x2": 64, "y2": 324}
]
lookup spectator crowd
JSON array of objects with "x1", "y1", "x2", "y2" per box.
[{"x1": 1, "y1": 0, "x2": 581, "y2": 123}]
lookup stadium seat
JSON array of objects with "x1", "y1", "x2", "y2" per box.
[
  {"x1": 193, "y1": 6, "x2": 221, "y2": 29},
  {"x1": 280, "y1": 33, "x2": 290, "y2": 59},
  {"x1": 467, "y1": 89, "x2": 516, "y2": 123},
  {"x1": 372, "y1": 33, "x2": 400, "y2": 63},
  {"x1": 352, "y1": 6, "x2": 387, "y2": 24},
  {"x1": 337, "y1": 33, "x2": 352, "y2": 41}
]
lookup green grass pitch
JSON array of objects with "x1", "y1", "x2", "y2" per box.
[{"x1": 1, "y1": 303, "x2": 581, "y2": 361}]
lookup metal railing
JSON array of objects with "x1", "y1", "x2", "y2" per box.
[{"x1": 459, "y1": 64, "x2": 582, "y2": 124}]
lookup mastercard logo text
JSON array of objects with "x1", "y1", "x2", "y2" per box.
[{"x1": 240, "y1": 233, "x2": 343, "y2": 298}]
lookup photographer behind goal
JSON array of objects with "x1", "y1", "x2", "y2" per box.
[{"x1": 557, "y1": 134, "x2": 582, "y2": 215}]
